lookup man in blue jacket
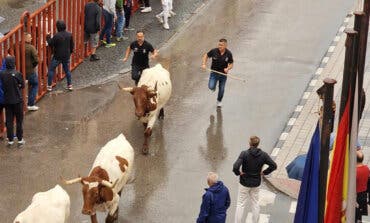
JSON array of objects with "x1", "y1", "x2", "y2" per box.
[{"x1": 197, "y1": 172, "x2": 231, "y2": 223}]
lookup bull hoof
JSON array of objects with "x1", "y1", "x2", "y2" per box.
[
  {"x1": 105, "y1": 214, "x2": 116, "y2": 223},
  {"x1": 158, "y1": 108, "x2": 164, "y2": 120},
  {"x1": 142, "y1": 145, "x2": 149, "y2": 155}
]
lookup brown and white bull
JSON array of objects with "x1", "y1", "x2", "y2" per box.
[
  {"x1": 13, "y1": 185, "x2": 70, "y2": 223},
  {"x1": 62, "y1": 134, "x2": 134, "y2": 223},
  {"x1": 121, "y1": 63, "x2": 172, "y2": 154}
]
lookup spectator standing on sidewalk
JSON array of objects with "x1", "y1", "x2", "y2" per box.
[
  {"x1": 232, "y1": 136, "x2": 277, "y2": 223},
  {"x1": 201, "y1": 39, "x2": 233, "y2": 108},
  {"x1": 100, "y1": 0, "x2": 117, "y2": 48},
  {"x1": 355, "y1": 150, "x2": 369, "y2": 222},
  {"x1": 0, "y1": 56, "x2": 25, "y2": 146},
  {"x1": 24, "y1": 32, "x2": 39, "y2": 111},
  {"x1": 196, "y1": 172, "x2": 231, "y2": 223},
  {"x1": 140, "y1": 0, "x2": 151, "y2": 12},
  {"x1": 122, "y1": 30, "x2": 158, "y2": 85},
  {"x1": 115, "y1": 0, "x2": 128, "y2": 42},
  {"x1": 156, "y1": 0, "x2": 176, "y2": 30},
  {"x1": 46, "y1": 20, "x2": 74, "y2": 91},
  {"x1": 84, "y1": 0, "x2": 102, "y2": 61},
  {"x1": 124, "y1": 0, "x2": 134, "y2": 31}
]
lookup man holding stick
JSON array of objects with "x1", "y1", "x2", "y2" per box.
[{"x1": 202, "y1": 38, "x2": 233, "y2": 107}]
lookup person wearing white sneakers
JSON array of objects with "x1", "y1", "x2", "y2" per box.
[
  {"x1": 0, "y1": 56, "x2": 26, "y2": 146},
  {"x1": 155, "y1": 0, "x2": 175, "y2": 30},
  {"x1": 140, "y1": 0, "x2": 151, "y2": 12},
  {"x1": 201, "y1": 39, "x2": 233, "y2": 108},
  {"x1": 24, "y1": 32, "x2": 39, "y2": 111}
]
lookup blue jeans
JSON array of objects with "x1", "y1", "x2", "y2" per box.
[
  {"x1": 208, "y1": 72, "x2": 227, "y2": 102},
  {"x1": 27, "y1": 72, "x2": 38, "y2": 106},
  {"x1": 100, "y1": 9, "x2": 114, "y2": 43},
  {"x1": 115, "y1": 10, "x2": 125, "y2": 38},
  {"x1": 47, "y1": 57, "x2": 72, "y2": 86}
]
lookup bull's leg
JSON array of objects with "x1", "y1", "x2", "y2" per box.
[
  {"x1": 91, "y1": 214, "x2": 98, "y2": 223},
  {"x1": 106, "y1": 195, "x2": 120, "y2": 222},
  {"x1": 143, "y1": 127, "x2": 152, "y2": 154},
  {"x1": 158, "y1": 108, "x2": 164, "y2": 119},
  {"x1": 142, "y1": 122, "x2": 148, "y2": 128}
]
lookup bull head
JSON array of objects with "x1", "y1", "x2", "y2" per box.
[
  {"x1": 61, "y1": 176, "x2": 117, "y2": 216},
  {"x1": 121, "y1": 84, "x2": 158, "y2": 118}
]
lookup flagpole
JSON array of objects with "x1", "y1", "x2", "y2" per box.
[
  {"x1": 339, "y1": 30, "x2": 358, "y2": 120},
  {"x1": 318, "y1": 78, "x2": 336, "y2": 223},
  {"x1": 355, "y1": 0, "x2": 369, "y2": 120}
]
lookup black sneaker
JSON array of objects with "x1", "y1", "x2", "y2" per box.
[{"x1": 90, "y1": 54, "x2": 100, "y2": 61}]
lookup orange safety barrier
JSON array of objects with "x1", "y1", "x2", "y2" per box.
[
  {"x1": 23, "y1": 0, "x2": 57, "y2": 99},
  {"x1": 0, "y1": 0, "x2": 139, "y2": 134}
]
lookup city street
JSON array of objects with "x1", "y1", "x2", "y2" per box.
[{"x1": 0, "y1": 0, "x2": 354, "y2": 222}]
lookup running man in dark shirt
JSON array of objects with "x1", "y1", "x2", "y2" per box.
[
  {"x1": 202, "y1": 39, "x2": 233, "y2": 107},
  {"x1": 123, "y1": 30, "x2": 158, "y2": 85}
]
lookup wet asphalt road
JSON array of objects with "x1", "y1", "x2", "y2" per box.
[{"x1": 0, "y1": 0, "x2": 353, "y2": 222}]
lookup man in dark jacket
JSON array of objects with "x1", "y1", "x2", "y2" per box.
[
  {"x1": 0, "y1": 56, "x2": 25, "y2": 146},
  {"x1": 197, "y1": 172, "x2": 231, "y2": 223},
  {"x1": 84, "y1": 0, "x2": 101, "y2": 61},
  {"x1": 46, "y1": 20, "x2": 74, "y2": 91},
  {"x1": 232, "y1": 136, "x2": 277, "y2": 223},
  {"x1": 25, "y1": 32, "x2": 39, "y2": 111}
]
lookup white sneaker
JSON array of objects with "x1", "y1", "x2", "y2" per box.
[
  {"x1": 7, "y1": 140, "x2": 14, "y2": 146},
  {"x1": 27, "y1": 105, "x2": 39, "y2": 111},
  {"x1": 141, "y1": 7, "x2": 152, "y2": 13},
  {"x1": 156, "y1": 14, "x2": 164, "y2": 23},
  {"x1": 18, "y1": 139, "x2": 25, "y2": 146},
  {"x1": 163, "y1": 23, "x2": 169, "y2": 30},
  {"x1": 217, "y1": 101, "x2": 222, "y2": 107}
]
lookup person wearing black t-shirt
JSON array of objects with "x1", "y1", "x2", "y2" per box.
[
  {"x1": 123, "y1": 31, "x2": 158, "y2": 85},
  {"x1": 202, "y1": 39, "x2": 233, "y2": 107}
]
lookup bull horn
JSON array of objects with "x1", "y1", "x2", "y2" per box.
[
  {"x1": 61, "y1": 176, "x2": 82, "y2": 185},
  {"x1": 101, "y1": 179, "x2": 118, "y2": 188},
  {"x1": 121, "y1": 87, "x2": 134, "y2": 92}
]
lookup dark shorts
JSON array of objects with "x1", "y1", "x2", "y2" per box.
[{"x1": 84, "y1": 32, "x2": 99, "y2": 48}]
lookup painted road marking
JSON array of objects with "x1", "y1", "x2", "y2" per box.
[
  {"x1": 287, "y1": 118, "x2": 296, "y2": 126},
  {"x1": 280, "y1": 132, "x2": 288, "y2": 141},
  {"x1": 295, "y1": 105, "x2": 303, "y2": 112},
  {"x1": 289, "y1": 201, "x2": 297, "y2": 214},
  {"x1": 328, "y1": 45, "x2": 335, "y2": 52},
  {"x1": 315, "y1": 68, "x2": 323, "y2": 75},
  {"x1": 271, "y1": 148, "x2": 280, "y2": 156}
]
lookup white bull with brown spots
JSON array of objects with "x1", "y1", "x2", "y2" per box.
[
  {"x1": 121, "y1": 63, "x2": 172, "y2": 154},
  {"x1": 13, "y1": 185, "x2": 70, "y2": 223},
  {"x1": 62, "y1": 134, "x2": 134, "y2": 223}
]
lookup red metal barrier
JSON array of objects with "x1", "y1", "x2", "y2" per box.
[{"x1": 23, "y1": 0, "x2": 57, "y2": 98}]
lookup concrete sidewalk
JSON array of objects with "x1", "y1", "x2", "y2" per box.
[
  {"x1": 65, "y1": 0, "x2": 210, "y2": 89},
  {"x1": 266, "y1": 12, "x2": 370, "y2": 199}
]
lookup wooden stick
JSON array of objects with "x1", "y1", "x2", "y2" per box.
[{"x1": 205, "y1": 68, "x2": 247, "y2": 83}]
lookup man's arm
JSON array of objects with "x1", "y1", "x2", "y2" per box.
[
  {"x1": 70, "y1": 35, "x2": 74, "y2": 54},
  {"x1": 46, "y1": 33, "x2": 53, "y2": 47},
  {"x1": 17, "y1": 73, "x2": 25, "y2": 89},
  {"x1": 225, "y1": 189, "x2": 231, "y2": 209},
  {"x1": 201, "y1": 53, "x2": 208, "y2": 70},
  {"x1": 96, "y1": 6, "x2": 102, "y2": 31},
  {"x1": 224, "y1": 63, "x2": 233, "y2": 74},
  {"x1": 31, "y1": 46, "x2": 39, "y2": 67},
  {"x1": 262, "y1": 154, "x2": 277, "y2": 175},
  {"x1": 196, "y1": 193, "x2": 211, "y2": 223},
  {"x1": 123, "y1": 46, "x2": 131, "y2": 62},
  {"x1": 149, "y1": 49, "x2": 158, "y2": 60},
  {"x1": 232, "y1": 151, "x2": 244, "y2": 176}
]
